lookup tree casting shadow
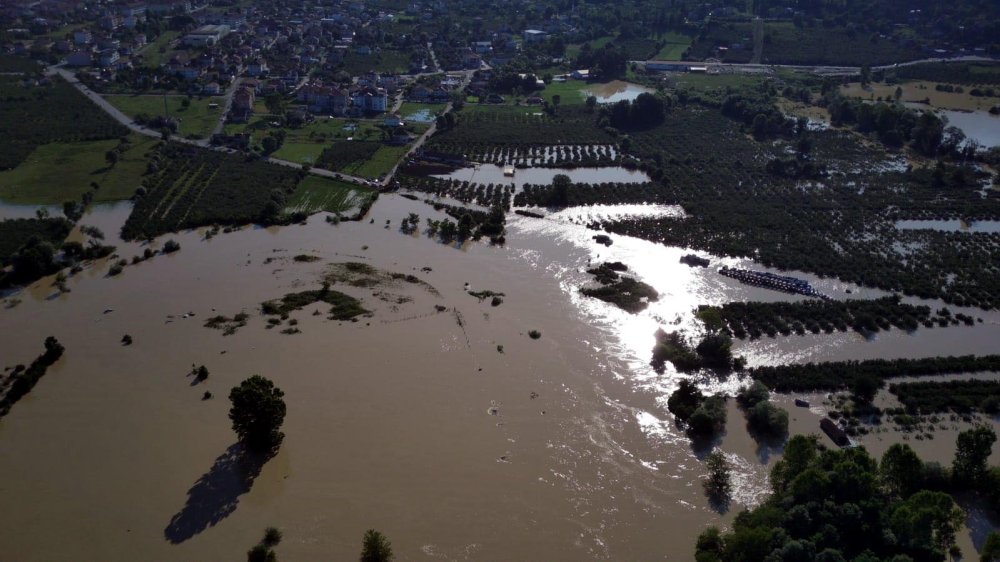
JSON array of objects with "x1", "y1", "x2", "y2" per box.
[{"x1": 163, "y1": 442, "x2": 276, "y2": 544}]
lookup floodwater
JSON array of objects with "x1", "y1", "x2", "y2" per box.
[
  {"x1": 0, "y1": 201, "x2": 61, "y2": 220},
  {"x1": 582, "y1": 81, "x2": 655, "y2": 104},
  {"x1": 403, "y1": 108, "x2": 437, "y2": 123},
  {"x1": 904, "y1": 103, "x2": 1000, "y2": 148},
  {"x1": 896, "y1": 219, "x2": 1000, "y2": 233},
  {"x1": 2, "y1": 197, "x2": 1000, "y2": 560},
  {"x1": 432, "y1": 164, "x2": 650, "y2": 186}
]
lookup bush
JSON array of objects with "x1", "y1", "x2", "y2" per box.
[
  {"x1": 528, "y1": 330, "x2": 541, "y2": 339},
  {"x1": 746, "y1": 401, "x2": 789, "y2": 439},
  {"x1": 668, "y1": 379, "x2": 704, "y2": 421},
  {"x1": 688, "y1": 396, "x2": 727, "y2": 436}
]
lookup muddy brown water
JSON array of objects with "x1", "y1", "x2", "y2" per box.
[{"x1": 1, "y1": 196, "x2": 999, "y2": 560}]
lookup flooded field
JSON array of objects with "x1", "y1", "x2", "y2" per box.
[
  {"x1": 582, "y1": 81, "x2": 655, "y2": 104},
  {"x1": 432, "y1": 164, "x2": 650, "y2": 187},
  {"x1": 2, "y1": 197, "x2": 1000, "y2": 560}
]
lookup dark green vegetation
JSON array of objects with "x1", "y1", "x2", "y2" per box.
[
  {"x1": 247, "y1": 527, "x2": 282, "y2": 562},
  {"x1": 704, "y1": 451, "x2": 732, "y2": 503},
  {"x1": 652, "y1": 328, "x2": 737, "y2": 374},
  {"x1": 229, "y1": 375, "x2": 286, "y2": 450},
  {"x1": 889, "y1": 380, "x2": 1000, "y2": 414},
  {"x1": 360, "y1": 529, "x2": 393, "y2": 562},
  {"x1": 399, "y1": 176, "x2": 513, "y2": 210},
  {"x1": 204, "y1": 312, "x2": 250, "y2": 336},
  {"x1": 695, "y1": 436, "x2": 969, "y2": 562},
  {"x1": 759, "y1": 22, "x2": 922, "y2": 66},
  {"x1": 0, "y1": 218, "x2": 114, "y2": 288},
  {"x1": 122, "y1": 143, "x2": 302, "y2": 240},
  {"x1": 425, "y1": 105, "x2": 615, "y2": 154},
  {"x1": 737, "y1": 381, "x2": 789, "y2": 441},
  {"x1": 597, "y1": 97, "x2": 1000, "y2": 309},
  {"x1": 581, "y1": 262, "x2": 659, "y2": 313},
  {"x1": 697, "y1": 297, "x2": 969, "y2": 340},
  {"x1": 667, "y1": 379, "x2": 727, "y2": 437},
  {"x1": 261, "y1": 285, "x2": 368, "y2": 321},
  {"x1": 895, "y1": 62, "x2": 1000, "y2": 86},
  {"x1": 0, "y1": 218, "x2": 72, "y2": 263},
  {"x1": 0, "y1": 76, "x2": 128, "y2": 170},
  {"x1": 750, "y1": 355, "x2": 1000, "y2": 393},
  {"x1": 0, "y1": 54, "x2": 41, "y2": 73},
  {"x1": 314, "y1": 141, "x2": 380, "y2": 173},
  {"x1": 0, "y1": 337, "x2": 64, "y2": 419}
]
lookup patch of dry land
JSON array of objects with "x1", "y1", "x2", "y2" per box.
[
  {"x1": 2, "y1": 194, "x2": 1000, "y2": 560},
  {"x1": 841, "y1": 80, "x2": 1000, "y2": 112}
]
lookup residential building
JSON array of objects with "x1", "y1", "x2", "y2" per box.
[
  {"x1": 183, "y1": 24, "x2": 229, "y2": 47},
  {"x1": 523, "y1": 29, "x2": 548, "y2": 43}
]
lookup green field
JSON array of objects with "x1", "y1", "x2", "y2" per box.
[
  {"x1": 566, "y1": 35, "x2": 615, "y2": 60},
  {"x1": 272, "y1": 142, "x2": 326, "y2": 164},
  {"x1": 286, "y1": 176, "x2": 374, "y2": 215},
  {"x1": 105, "y1": 94, "x2": 221, "y2": 139},
  {"x1": 540, "y1": 80, "x2": 588, "y2": 104},
  {"x1": 339, "y1": 49, "x2": 413, "y2": 75},
  {"x1": 343, "y1": 145, "x2": 409, "y2": 180},
  {"x1": 137, "y1": 31, "x2": 181, "y2": 68},
  {"x1": 654, "y1": 32, "x2": 692, "y2": 60},
  {"x1": 0, "y1": 135, "x2": 156, "y2": 204}
]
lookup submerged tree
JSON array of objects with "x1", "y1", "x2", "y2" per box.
[
  {"x1": 360, "y1": 529, "x2": 393, "y2": 562},
  {"x1": 229, "y1": 375, "x2": 287, "y2": 449},
  {"x1": 704, "y1": 451, "x2": 732, "y2": 501}
]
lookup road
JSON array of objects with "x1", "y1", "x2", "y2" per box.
[
  {"x1": 47, "y1": 64, "x2": 373, "y2": 187},
  {"x1": 636, "y1": 55, "x2": 1000, "y2": 77}
]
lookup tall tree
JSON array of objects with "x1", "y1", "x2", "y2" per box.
[
  {"x1": 953, "y1": 426, "x2": 996, "y2": 485},
  {"x1": 360, "y1": 529, "x2": 393, "y2": 562},
  {"x1": 880, "y1": 443, "x2": 924, "y2": 498},
  {"x1": 229, "y1": 375, "x2": 287, "y2": 449}
]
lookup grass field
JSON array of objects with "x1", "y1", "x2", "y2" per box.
[
  {"x1": 137, "y1": 31, "x2": 181, "y2": 68},
  {"x1": 540, "y1": 80, "x2": 588, "y2": 104},
  {"x1": 339, "y1": 49, "x2": 413, "y2": 75},
  {"x1": 0, "y1": 135, "x2": 156, "y2": 204},
  {"x1": 566, "y1": 35, "x2": 615, "y2": 60},
  {"x1": 272, "y1": 142, "x2": 327, "y2": 164},
  {"x1": 286, "y1": 176, "x2": 374, "y2": 215},
  {"x1": 342, "y1": 145, "x2": 409, "y2": 179},
  {"x1": 654, "y1": 32, "x2": 692, "y2": 60},
  {"x1": 105, "y1": 94, "x2": 221, "y2": 139}
]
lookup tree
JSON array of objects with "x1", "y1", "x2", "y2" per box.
[
  {"x1": 585, "y1": 95, "x2": 598, "y2": 112},
  {"x1": 704, "y1": 451, "x2": 731, "y2": 500},
  {"x1": 850, "y1": 373, "x2": 883, "y2": 404},
  {"x1": 105, "y1": 150, "x2": 119, "y2": 167},
  {"x1": 953, "y1": 426, "x2": 996, "y2": 485},
  {"x1": 247, "y1": 544, "x2": 277, "y2": 562},
  {"x1": 551, "y1": 94, "x2": 561, "y2": 111},
  {"x1": 688, "y1": 395, "x2": 727, "y2": 436},
  {"x1": 737, "y1": 381, "x2": 769, "y2": 409},
  {"x1": 11, "y1": 236, "x2": 57, "y2": 281},
  {"x1": 746, "y1": 401, "x2": 788, "y2": 439},
  {"x1": 229, "y1": 375, "x2": 287, "y2": 449},
  {"x1": 360, "y1": 529, "x2": 393, "y2": 562},
  {"x1": 880, "y1": 443, "x2": 924, "y2": 498},
  {"x1": 265, "y1": 92, "x2": 287, "y2": 117},
  {"x1": 981, "y1": 531, "x2": 1000, "y2": 562},
  {"x1": 668, "y1": 379, "x2": 704, "y2": 421},
  {"x1": 548, "y1": 174, "x2": 571, "y2": 207}
]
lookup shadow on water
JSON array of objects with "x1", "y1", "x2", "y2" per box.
[
  {"x1": 957, "y1": 492, "x2": 1000, "y2": 552},
  {"x1": 748, "y1": 429, "x2": 787, "y2": 464},
  {"x1": 163, "y1": 441, "x2": 276, "y2": 544}
]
